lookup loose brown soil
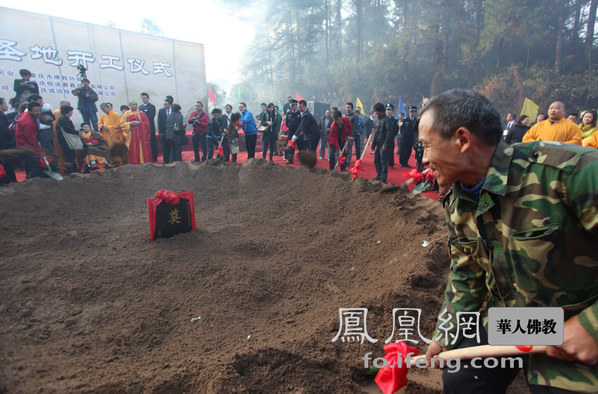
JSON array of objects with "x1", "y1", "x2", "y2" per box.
[{"x1": 0, "y1": 159, "x2": 453, "y2": 392}]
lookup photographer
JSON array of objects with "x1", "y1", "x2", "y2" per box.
[
  {"x1": 188, "y1": 101, "x2": 209, "y2": 162},
  {"x1": 12, "y1": 69, "x2": 39, "y2": 109},
  {"x1": 71, "y1": 78, "x2": 99, "y2": 131}
]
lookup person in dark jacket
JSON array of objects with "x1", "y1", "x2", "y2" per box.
[
  {"x1": 260, "y1": 103, "x2": 278, "y2": 162},
  {"x1": 157, "y1": 96, "x2": 174, "y2": 163},
  {"x1": 372, "y1": 102, "x2": 395, "y2": 182},
  {"x1": 296, "y1": 100, "x2": 320, "y2": 152},
  {"x1": 207, "y1": 108, "x2": 223, "y2": 160},
  {"x1": 504, "y1": 115, "x2": 531, "y2": 144},
  {"x1": 345, "y1": 102, "x2": 360, "y2": 165},
  {"x1": 12, "y1": 69, "x2": 39, "y2": 109},
  {"x1": 165, "y1": 104, "x2": 185, "y2": 162},
  {"x1": 56, "y1": 105, "x2": 81, "y2": 174},
  {"x1": 284, "y1": 99, "x2": 301, "y2": 164},
  {"x1": 71, "y1": 79, "x2": 99, "y2": 131},
  {"x1": 399, "y1": 105, "x2": 419, "y2": 167}
]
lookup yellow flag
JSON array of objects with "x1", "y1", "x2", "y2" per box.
[
  {"x1": 520, "y1": 98, "x2": 539, "y2": 122},
  {"x1": 356, "y1": 97, "x2": 364, "y2": 112}
]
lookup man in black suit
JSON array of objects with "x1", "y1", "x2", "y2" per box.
[
  {"x1": 296, "y1": 99, "x2": 320, "y2": 152},
  {"x1": 157, "y1": 96, "x2": 173, "y2": 163},
  {"x1": 140, "y1": 92, "x2": 157, "y2": 162}
]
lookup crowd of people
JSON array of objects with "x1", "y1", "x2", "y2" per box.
[{"x1": 1, "y1": 69, "x2": 597, "y2": 187}]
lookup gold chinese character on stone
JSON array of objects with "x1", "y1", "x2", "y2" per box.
[{"x1": 169, "y1": 209, "x2": 182, "y2": 225}]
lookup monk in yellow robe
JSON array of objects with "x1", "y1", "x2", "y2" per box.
[
  {"x1": 98, "y1": 103, "x2": 125, "y2": 148},
  {"x1": 522, "y1": 101, "x2": 581, "y2": 145},
  {"x1": 121, "y1": 100, "x2": 152, "y2": 164}
]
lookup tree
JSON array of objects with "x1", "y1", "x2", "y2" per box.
[{"x1": 140, "y1": 18, "x2": 164, "y2": 37}]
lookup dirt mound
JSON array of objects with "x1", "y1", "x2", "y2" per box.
[{"x1": 0, "y1": 159, "x2": 449, "y2": 392}]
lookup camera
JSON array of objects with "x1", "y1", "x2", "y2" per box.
[{"x1": 76, "y1": 64, "x2": 87, "y2": 80}]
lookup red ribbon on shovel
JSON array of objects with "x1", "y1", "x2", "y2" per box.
[{"x1": 375, "y1": 341, "x2": 421, "y2": 394}]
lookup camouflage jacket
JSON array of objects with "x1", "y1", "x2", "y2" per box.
[{"x1": 434, "y1": 141, "x2": 598, "y2": 391}]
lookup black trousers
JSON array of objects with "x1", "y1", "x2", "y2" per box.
[
  {"x1": 245, "y1": 134, "x2": 257, "y2": 159},
  {"x1": 192, "y1": 133, "x2": 207, "y2": 161},
  {"x1": 373, "y1": 145, "x2": 389, "y2": 181},
  {"x1": 399, "y1": 132, "x2": 414, "y2": 166},
  {"x1": 329, "y1": 144, "x2": 347, "y2": 171},
  {"x1": 308, "y1": 136, "x2": 320, "y2": 152},
  {"x1": 388, "y1": 138, "x2": 395, "y2": 167},
  {"x1": 262, "y1": 137, "x2": 276, "y2": 161},
  {"x1": 161, "y1": 134, "x2": 171, "y2": 163}
]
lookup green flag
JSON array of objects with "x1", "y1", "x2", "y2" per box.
[{"x1": 237, "y1": 87, "x2": 241, "y2": 102}]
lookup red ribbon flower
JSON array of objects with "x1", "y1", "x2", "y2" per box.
[
  {"x1": 403, "y1": 168, "x2": 423, "y2": 182},
  {"x1": 155, "y1": 190, "x2": 180, "y2": 204},
  {"x1": 288, "y1": 140, "x2": 296, "y2": 150},
  {"x1": 349, "y1": 159, "x2": 362, "y2": 179},
  {"x1": 375, "y1": 341, "x2": 421, "y2": 394},
  {"x1": 0, "y1": 164, "x2": 5, "y2": 178},
  {"x1": 338, "y1": 156, "x2": 347, "y2": 165},
  {"x1": 215, "y1": 145, "x2": 224, "y2": 158}
]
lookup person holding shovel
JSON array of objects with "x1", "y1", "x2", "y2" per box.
[
  {"x1": 420, "y1": 89, "x2": 598, "y2": 393},
  {"x1": 327, "y1": 109, "x2": 351, "y2": 172}
]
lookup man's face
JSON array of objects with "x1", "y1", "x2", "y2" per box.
[
  {"x1": 506, "y1": 113, "x2": 514, "y2": 122},
  {"x1": 225, "y1": 106, "x2": 232, "y2": 114},
  {"x1": 567, "y1": 114, "x2": 578, "y2": 123},
  {"x1": 22, "y1": 74, "x2": 31, "y2": 81},
  {"x1": 333, "y1": 115, "x2": 342, "y2": 124},
  {"x1": 345, "y1": 105, "x2": 353, "y2": 115},
  {"x1": 81, "y1": 124, "x2": 91, "y2": 133},
  {"x1": 419, "y1": 110, "x2": 464, "y2": 187},
  {"x1": 196, "y1": 103, "x2": 202, "y2": 112},
  {"x1": 299, "y1": 103, "x2": 307, "y2": 112},
  {"x1": 164, "y1": 101, "x2": 171, "y2": 109},
  {"x1": 82, "y1": 80, "x2": 90, "y2": 87},
  {"x1": 141, "y1": 95, "x2": 149, "y2": 104},
  {"x1": 29, "y1": 106, "x2": 42, "y2": 118},
  {"x1": 101, "y1": 105, "x2": 110, "y2": 114},
  {"x1": 386, "y1": 109, "x2": 393, "y2": 117},
  {"x1": 213, "y1": 113, "x2": 220, "y2": 120},
  {"x1": 0, "y1": 100, "x2": 8, "y2": 112},
  {"x1": 261, "y1": 104, "x2": 267, "y2": 112},
  {"x1": 291, "y1": 104, "x2": 297, "y2": 111},
  {"x1": 398, "y1": 113, "x2": 405, "y2": 121},
  {"x1": 409, "y1": 110, "x2": 417, "y2": 118},
  {"x1": 325, "y1": 110, "x2": 331, "y2": 118},
  {"x1": 547, "y1": 102, "x2": 565, "y2": 121},
  {"x1": 239, "y1": 104, "x2": 246, "y2": 112},
  {"x1": 129, "y1": 102, "x2": 138, "y2": 111}
]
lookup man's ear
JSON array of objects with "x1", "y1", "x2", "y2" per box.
[{"x1": 454, "y1": 127, "x2": 473, "y2": 153}]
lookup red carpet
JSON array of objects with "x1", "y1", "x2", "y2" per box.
[{"x1": 13, "y1": 133, "x2": 438, "y2": 200}]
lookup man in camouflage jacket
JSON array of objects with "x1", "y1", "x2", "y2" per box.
[{"x1": 420, "y1": 89, "x2": 597, "y2": 393}]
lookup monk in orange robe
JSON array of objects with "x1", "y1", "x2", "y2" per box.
[
  {"x1": 98, "y1": 103, "x2": 125, "y2": 148},
  {"x1": 121, "y1": 100, "x2": 152, "y2": 164},
  {"x1": 522, "y1": 101, "x2": 581, "y2": 145}
]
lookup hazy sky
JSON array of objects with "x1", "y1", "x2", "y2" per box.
[{"x1": 0, "y1": 0, "x2": 257, "y2": 90}]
